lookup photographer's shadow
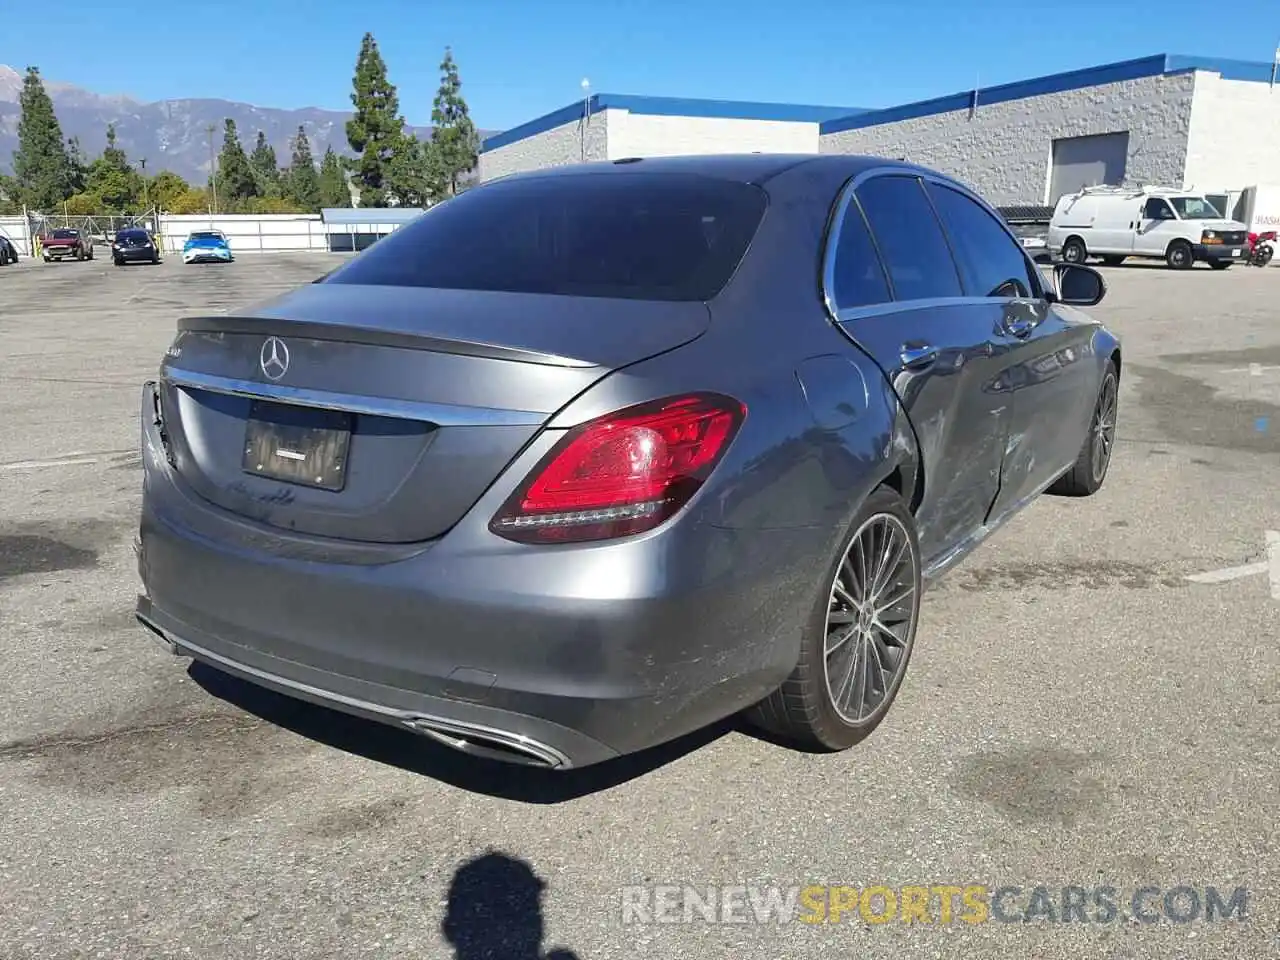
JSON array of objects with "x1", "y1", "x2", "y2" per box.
[{"x1": 443, "y1": 852, "x2": 580, "y2": 960}]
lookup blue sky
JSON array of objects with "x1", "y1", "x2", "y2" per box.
[{"x1": 2, "y1": 0, "x2": 1276, "y2": 131}]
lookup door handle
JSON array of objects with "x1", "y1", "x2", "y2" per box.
[
  {"x1": 899, "y1": 344, "x2": 938, "y2": 369},
  {"x1": 1004, "y1": 317, "x2": 1035, "y2": 339}
]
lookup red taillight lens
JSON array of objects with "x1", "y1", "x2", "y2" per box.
[{"x1": 490, "y1": 393, "x2": 746, "y2": 544}]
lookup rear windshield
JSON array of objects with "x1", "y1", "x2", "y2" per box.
[
  {"x1": 118, "y1": 230, "x2": 147, "y2": 240},
  {"x1": 323, "y1": 172, "x2": 768, "y2": 301},
  {"x1": 52, "y1": 229, "x2": 78, "y2": 239}
]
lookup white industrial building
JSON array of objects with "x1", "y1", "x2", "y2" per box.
[
  {"x1": 478, "y1": 94, "x2": 862, "y2": 182},
  {"x1": 480, "y1": 53, "x2": 1280, "y2": 217}
]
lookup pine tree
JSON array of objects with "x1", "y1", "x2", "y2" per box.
[
  {"x1": 249, "y1": 130, "x2": 280, "y2": 197},
  {"x1": 283, "y1": 125, "x2": 321, "y2": 211},
  {"x1": 317, "y1": 146, "x2": 350, "y2": 208},
  {"x1": 429, "y1": 47, "x2": 480, "y2": 198},
  {"x1": 215, "y1": 118, "x2": 257, "y2": 203},
  {"x1": 388, "y1": 135, "x2": 438, "y2": 208},
  {"x1": 345, "y1": 33, "x2": 405, "y2": 207},
  {"x1": 66, "y1": 136, "x2": 88, "y2": 195},
  {"x1": 11, "y1": 66, "x2": 74, "y2": 210}
]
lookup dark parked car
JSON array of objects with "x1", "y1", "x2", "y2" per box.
[
  {"x1": 112, "y1": 227, "x2": 162, "y2": 265},
  {"x1": 0, "y1": 234, "x2": 18, "y2": 265},
  {"x1": 136, "y1": 154, "x2": 1120, "y2": 770}
]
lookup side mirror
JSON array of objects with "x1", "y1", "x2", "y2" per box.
[{"x1": 1050, "y1": 262, "x2": 1106, "y2": 307}]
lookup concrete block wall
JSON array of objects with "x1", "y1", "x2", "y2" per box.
[
  {"x1": 820, "y1": 73, "x2": 1197, "y2": 205},
  {"x1": 478, "y1": 110, "x2": 612, "y2": 182},
  {"x1": 1184, "y1": 73, "x2": 1280, "y2": 191},
  {"x1": 606, "y1": 112, "x2": 819, "y2": 159}
]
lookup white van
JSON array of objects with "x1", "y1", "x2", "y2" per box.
[{"x1": 1047, "y1": 186, "x2": 1249, "y2": 270}]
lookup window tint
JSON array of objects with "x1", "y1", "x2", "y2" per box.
[
  {"x1": 1143, "y1": 198, "x2": 1174, "y2": 220},
  {"x1": 325, "y1": 173, "x2": 768, "y2": 302},
  {"x1": 829, "y1": 198, "x2": 890, "y2": 309},
  {"x1": 855, "y1": 176, "x2": 962, "y2": 301},
  {"x1": 927, "y1": 183, "x2": 1037, "y2": 298}
]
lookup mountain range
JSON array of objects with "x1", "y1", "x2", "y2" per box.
[{"x1": 0, "y1": 65, "x2": 497, "y2": 186}]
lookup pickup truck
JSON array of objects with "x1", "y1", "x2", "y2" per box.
[{"x1": 40, "y1": 228, "x2": 95, "y2": 262}]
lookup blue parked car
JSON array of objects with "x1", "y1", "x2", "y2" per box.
[{"x1": 183, "y1": 229, "x2": 233, "y2": 264}]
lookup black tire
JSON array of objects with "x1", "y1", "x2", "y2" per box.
[
  {"x1": 1101, "y1": 255, "x2": 1126, "y2": 266},
  {"x1": 1048, "y1": 361, "x2": 1119, "y2": 497},
  {"x1": 746, "y1": 485, "x2": 923, "y2": 751},
  {"x1": 1208, "y1": 261, "x2": 1231, "y2": 271},
  {"x1": 1061, "y1": 237, "x2": 1087, "y2": 264},
  {"x1": 1166, "y1": 240, "x2": 1193, "y2": 270}
]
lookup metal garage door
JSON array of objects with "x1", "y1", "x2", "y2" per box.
[{"x1": 1048, "y1": 132, "x2": 1130, "y2": 203}]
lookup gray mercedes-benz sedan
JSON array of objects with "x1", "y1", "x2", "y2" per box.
[{"x1": 135, "y1": 154, "x2": 1121, "y2": 770}]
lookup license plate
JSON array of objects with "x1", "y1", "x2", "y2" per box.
[
  {"x1": 242, "y1": 400, "x2": 352, "y2": 492},
  {"x1": 1232, "y1": 248, "x2": 1241, "y2": 257}
]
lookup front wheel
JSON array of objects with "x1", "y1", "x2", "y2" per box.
[
  {"x1": 1166, "y1": 240, "x2": 1193, "y2": 270},
  {"x1": 746, "y1": 486, "x2": 923, "y2": 752},
  {"x1": 1049, "y1": 361, "x2": 1119, "y2": 497}
]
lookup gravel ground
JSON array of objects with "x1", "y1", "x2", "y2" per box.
[{"x1": 0, "y1": 252, "x2": 1277, "y2": 960}]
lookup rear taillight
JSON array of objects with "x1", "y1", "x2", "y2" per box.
[{"x1": 489, "y1": 393, "x2": 746, "y2": 545}]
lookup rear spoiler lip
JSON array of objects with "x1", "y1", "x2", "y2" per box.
[{"x1": 176, "y1": 314, "x2": 602, "y2": 370}]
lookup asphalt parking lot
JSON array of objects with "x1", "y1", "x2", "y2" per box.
[{"x1": 1, "y1": 252, "x2": 1277, "y2": 959}]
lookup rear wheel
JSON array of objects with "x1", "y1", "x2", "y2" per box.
[
  {"x1": 1061, "y1": 237, "x2": 1087, "y2": 264},
  {"x1": 1049, "y1": 361, "x2": 1119, "y2": 497},
  {"x1": 1166, "y1": 240, "x2": 1193, "y2": 270},
  {"x1": 747, "y1": 486, "x2": 922, "y2": 751}
]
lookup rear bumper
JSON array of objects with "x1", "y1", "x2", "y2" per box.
[
  {"x1": 136, "y1": 391, "x2": 817, "y2": 768},
  {"x1": 116, "y1": 248, "x2": 158, "y2": 261}
]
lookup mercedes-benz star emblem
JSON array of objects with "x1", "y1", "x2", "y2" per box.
[{"x1": 259, "y1": 337, "x2": 290, "y2": 381}]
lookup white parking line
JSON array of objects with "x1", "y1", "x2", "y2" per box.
[
  {"x1": 1268, "y1": 530, "x2": 1280, "y2": 601},
  {"x1": 1185, "y1": 531, "x2": 1280, "y2": 602},
  {"x1": 1185, "y1": 561, "x2": 1268, "y2": 584}
]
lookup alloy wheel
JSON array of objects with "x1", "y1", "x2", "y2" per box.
[
  {"x1": 822, "y1": 513, "x2": 918, "y2": 725},
  {"x1": 1091, "y1": 374, "x2": 1118, "y2": 483}
]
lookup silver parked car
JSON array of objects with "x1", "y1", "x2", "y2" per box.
[{"x1": 136, "y1": 154, "x2": 1120, "y2": 770}]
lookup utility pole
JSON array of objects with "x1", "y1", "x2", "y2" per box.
[
  {"x1": 140, "y1": 157, "x2": 149, "y2": 211},
  {"x1": 580, "y1": 78, "x2": 591, "y2": 161},
  {"x1": 206, "y1": 124, "x2": 218, "y2": 216}
]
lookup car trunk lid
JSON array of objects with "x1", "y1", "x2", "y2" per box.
[{"x1": 157, "y1": 282, "x2": 710, "y2": 544}]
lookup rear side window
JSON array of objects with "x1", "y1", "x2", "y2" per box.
[
  {"x1": 855, "y1": 176, "x2": 962, "y2": 301},
  {"x1": 927, "y1": 183, "x2": 1038, "y2": 298},
  {"x1": 829, "y1": 198, "x2": 891, "y2": 309},
  {"x1": 325, "y1": 173, "x2": 768, "y2": 301}
]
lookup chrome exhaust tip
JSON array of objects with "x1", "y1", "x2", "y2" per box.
[{"x1": 402, "y1": 716, "x2": 569, "y2": 769}]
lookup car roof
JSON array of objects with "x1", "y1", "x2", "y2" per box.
[{"x1": 487, "y1": 153, "x2": 932, "y2": 188}]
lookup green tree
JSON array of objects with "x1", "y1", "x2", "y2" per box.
[
  {"x1": 148, "y1": 170, "x2": 191, "y2": 213},
  {"x1": 80, "y1": 123, "x2": 145, "y2": 212},
  {"x1": 66, "y1": 136, "x2": 88, "y2": 195},
  {"x1": 345, "y1": 32, "x2": 405, "y2": 207},
  {"x1": 428, "y1": 47, "x2": 480, "y2": 198},
  {"x1": 215, "y1": 118, "x2": 258, "y2": 203},
  {"x1": 283, "y1": 125, "x2": 321, "y2": 211},
  {"x1": 318, "y1": 145, "x2": 350, "y2": 208},
  {"x1": 11, "y1": 66, "x2": 74, "y2": 210},
  {"x1": 387, "y1": 135, "x2": 439, "y2": 207},
  {"x1": 249, "y1": 130, "x2": 280, "y2": 197}
]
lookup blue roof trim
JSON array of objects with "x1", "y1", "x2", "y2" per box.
[
  {"x1": 481, "y1": 93, "x2": 864, "y2": 153},
  {"x1": 819, "y1": 53, "x2": 1278, "y2": 135}
]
